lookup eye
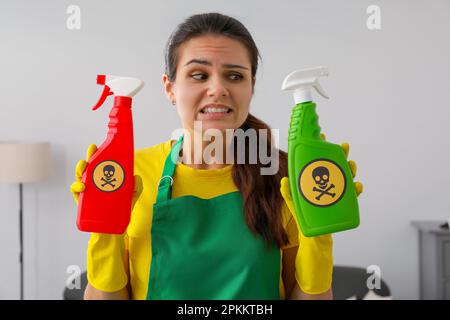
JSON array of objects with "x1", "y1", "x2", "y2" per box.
[
  {"x1": 228, "y1": 73, "x2": 243, "y2": 81},
  {"x1": 191, "y1": 73, "x2": 207, "y2": 80},
  {"x1": 323, "y1": 175, "x2": 328, "y2": 180},
  {"x1": 315, "y1": 176, "x2": 321, "y2": 181}
]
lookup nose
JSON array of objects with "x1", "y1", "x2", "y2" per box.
[{"x1": 206, "y1": 76, "x2": 229, "y2": 99}]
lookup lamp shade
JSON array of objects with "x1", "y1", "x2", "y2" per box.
[{"x1": 0, "y1": 141, "x2": 50, "y2": 183}]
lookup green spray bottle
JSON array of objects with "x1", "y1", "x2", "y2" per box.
[{"x1": 281, "y1": 66, "x2": 360, "y2": 237}]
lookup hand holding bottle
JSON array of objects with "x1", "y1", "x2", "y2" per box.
[
  {"x1": 70, "y1": 144, "x2": 143, "y2": 209},
  {"x1": 280, "y1": 133, "x2": 363, "y2": 221},
  {"x1": 282, "y1": 66, "x2": 361, "y2": 236},
  {"x1": 280, "y1": 133, "x2": 362, "y2": 293},
  {"x1": 70, "y1": 144, "x2": 142, "y2": 293}
]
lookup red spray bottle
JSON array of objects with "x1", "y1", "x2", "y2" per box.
[{"x1": 76, "y1": 74, "x2": 144, "y2": 234}]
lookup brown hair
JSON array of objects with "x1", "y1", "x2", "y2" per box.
[{"x1": 165, "y1": 13, "x2": 289, "y2": 249}]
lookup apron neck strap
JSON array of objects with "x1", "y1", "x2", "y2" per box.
[{"x1": 156, "y1": 135, "x2": 184, "y2": 203}]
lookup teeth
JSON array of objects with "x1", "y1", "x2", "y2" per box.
[{"x1": 202, "y1": 107, "x2": 230, "y2": 113}]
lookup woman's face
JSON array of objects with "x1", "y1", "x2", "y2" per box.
[{"x1": 163, "y1": 35, "x2": 254, "y2": 135}]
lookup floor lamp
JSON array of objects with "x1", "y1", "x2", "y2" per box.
[{"x1": 0, "y1": 141, "x2": 50, "y2": 300}]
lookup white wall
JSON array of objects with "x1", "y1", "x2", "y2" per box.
[{"x1": 1, "y1": 0, "x2": 449, "y2": 299}]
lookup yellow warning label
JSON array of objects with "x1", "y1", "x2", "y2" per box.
[
  {"x1": 92, "y1": 160, "x2": 125, "y2": 192},
  {"x1": 298, "y1": 159, "x2": 346, "y2": 207}
]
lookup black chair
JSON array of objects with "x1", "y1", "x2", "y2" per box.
[
  {"x1": 63, "y1": 266, "x2": 392, "y2": 300},
  {"x1": 332, "y1": 265, "x2": 391, "y2": 300},
  {"x1": 63, "y1": 271, "x2": 88, "y2": 300}
]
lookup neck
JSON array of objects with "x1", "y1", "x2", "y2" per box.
[{"x1": 180, "y1": 130, "x2": 234, "y2": 170}]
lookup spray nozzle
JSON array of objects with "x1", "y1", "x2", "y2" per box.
[
  {"x1": 92, "y1": 74, "x2": 144, "y2": 111},
  {"x1": 281, "y1": 66, "x2": 329, "y2": 105}
]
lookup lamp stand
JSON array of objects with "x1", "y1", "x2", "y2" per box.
[{"x1": 19, "y1": 183, "x2": 24, "y2": 300}]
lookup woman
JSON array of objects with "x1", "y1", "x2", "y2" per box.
[{"x1": 71, "y1": 12, "x2": 362, "y2": 300}]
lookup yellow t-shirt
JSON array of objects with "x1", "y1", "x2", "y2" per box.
[{"x1": 87, "y1": 139, "x2": 333, "y2": 299}]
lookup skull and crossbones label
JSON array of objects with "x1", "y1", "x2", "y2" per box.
[
  {"x1": 92, "y1": 160, "x2": 125, "y2": 192},
  {"x1": 298, "y1": 159, "x2": 346, "y2": 207}
]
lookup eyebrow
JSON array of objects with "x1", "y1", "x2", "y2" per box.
[{"x1": 184, "y1": 59, "x2": 249, "y2": 70}]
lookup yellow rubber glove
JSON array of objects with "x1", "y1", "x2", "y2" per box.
[
  {"x1": 280, "y1": 133, "x2": 363, "y2": 295},
  {"x1": 70, "y1": 144, "x2": 143, "y2": 206},
  {"x1": 70, "y1": 144, "x2": 143, "y2": 292}
]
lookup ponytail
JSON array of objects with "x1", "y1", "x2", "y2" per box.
[{"x1": 231, "y1": 113, "x2": 289, "y2": 250}]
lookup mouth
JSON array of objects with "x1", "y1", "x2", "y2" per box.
[{"x1": 199, "y1": 104, "x2": 232, "y2": 114}]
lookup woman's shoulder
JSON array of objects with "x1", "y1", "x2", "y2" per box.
[
  {"x1": 134, "y1": 139, "x2": 173, "y2": 162},
  {"x1": 133, "y1": 139, "x2": 174, "y2": 181}
]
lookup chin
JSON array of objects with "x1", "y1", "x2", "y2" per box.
[
  {"x1": 201, "y1": 124, "x2": 230, "y2": 134},
  {"x1": 201, "y1": 125, "x2": 238, "y2": 137}
]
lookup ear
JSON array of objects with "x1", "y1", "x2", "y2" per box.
[
  {"x1": 162, "y1": 73, "x2": 175, "y2": 104},
  {"x1": 251, "y1": 76, "x2": 256, "y2": 94}
]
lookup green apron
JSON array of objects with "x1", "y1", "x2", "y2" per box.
[{"x1": 146, "y1": 135, "x2": 281, "y2": 300}]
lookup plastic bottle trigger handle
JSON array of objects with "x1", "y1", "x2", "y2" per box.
[
  {"x1": 92, "y1": 75, "x2": 114, "y2": 111},
  {"x1": 92, "y1": 74, "x2": 144, "y2": 111}
]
